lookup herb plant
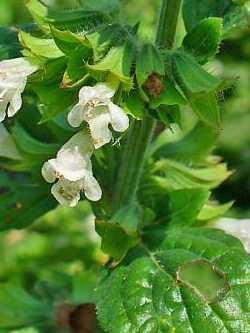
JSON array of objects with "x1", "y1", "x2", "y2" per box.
[{"x1": 0, "y1": 0, "x2": 250, "y2": 332}]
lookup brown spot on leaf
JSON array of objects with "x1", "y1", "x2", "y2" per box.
[{"x1": 144, "y1": 74, "x2": 164, "y2": 98}]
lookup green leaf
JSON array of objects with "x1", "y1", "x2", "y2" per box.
[
  {"x1": 168, "y1": 189, "x2": 210, "y2": 228},
  {"x1": 223, "y1": 4, "x2": 250, "y2": 37},
  {"x1": 136, "y1": 43, "x2": 165, "y2": 86},
  {"x1": 153, "y1": 123, "x2": 218, "y2": 163},
  {"x1": 152, "y1": 159, "x2": 231, "y2": 191},
  {"x1": 95, "y1": 220, "x2": 139, "y2": 261},
  {"x1": 80, "y1": 0, "x2": 120, "y2": 13},
  {"x1": 189, "y1": 91, "x2": 221, "y2": 128},
  {"x1": 50, "y1": 26, "x2": 90, "y2": 56},
  {"x1": 0, "y1": 27, "x2": 20, "y2": 60},
  {"x1": 11, "y1": 122, "x2": 59, "y2": 158},
  {"x1": 19, "y1": 31, "x2": 64, "y2": 59},
  {"x1": 0, "y1": 283, "x2": 49, "y2": 329},
  {"x1": 172, "y1": 51, "x2": 221, "y2": 94},
  {"x1": 198, "y1": 201, "x2": 234, "y2": 222},
  {"x1": 87, "y1": 40, "x2": 136, "y2": 89},
  {"x1": 183, "y1": 0, "x2": 231, "y2": 32},
  {"x1": 183, "y1": 18, "x2": 223, "y2": 64},
  {"x1": 26, "y1": 0, "x2": 50, "y2": 34},
  {"x1": 150, "y1": 80, "x2": 187, "y2": 109},
  {"x1": 0, "y1": 173, "x2": 56, "y2": 231},
  {"x1": 97, "y1": 227, "x2": 250, "y2": 333},
  {"x1": 122, "y1": 91, "x2": 145, "y2": 119},
  {"x1": 0, "y1": 124, "x2": 22, "y2": 160}
]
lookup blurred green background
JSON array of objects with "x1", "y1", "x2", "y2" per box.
[{"x1": 0, "y1": 0, "x2": 249, "y2": 331}]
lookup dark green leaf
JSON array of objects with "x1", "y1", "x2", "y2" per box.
[
  {"x1": 97, "y1": 227, "x2": 249, "y2": 333},
  {"x1": 183, "y1": 18, "x2": 223, "y2": 64}
]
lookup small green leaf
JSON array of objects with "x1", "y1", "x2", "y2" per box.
[
  {"x1": 198, "y1": 201, "x2": 234, "y2": 221},
  {"x1": 183, "y1": 18, "x2": 223, "y2": 64},
  {"x1": 88, "y1": 40, "x2": 135, "y2": 89},
  {"x1": 189, "y1": 91, "x2": 221, "y2": 128},
  {"x1": 0, "y1": 124, "x2": 22, "y2": 160},
  {"x1": 136, "y1": 43, "x2": 165, "y2": 86},
  {"x1": 19, "y1": 31, "x2": 64, "y2": 59},
  {"x1": 150, "y1": 80, "x2": 187, "y2": 109},
  {"x1": 168, "y1": 189, "x2": 210, "y2": 228},
  {"x1": 122, "y1": 91, "x2": 145, "y2": 119},
  {"x1": 95, "y1": 220, "x2": 139, "y2": 261},
  {"x1": 172, "y1": 51, "x2": 221, "y2": 93},
  {"x1": 26, "y1": 0, "x2": 50, "y2": 34}
]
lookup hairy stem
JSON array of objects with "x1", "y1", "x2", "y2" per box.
[{"x1": 112, "y1": 0, "x2": 182, "y2": 211}]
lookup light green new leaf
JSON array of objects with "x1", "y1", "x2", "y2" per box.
[
  {"x1": 19, "y1": 31, "x2": 64, "y2": 59},
  {"x1": 88, "y1": 40, "x2": 136, "y2": 89},
  {"x1": 152, "y1": 159, "x2": 231, "y2": 191},
  {"x1": 26, "y1": 0, "x2": 50, "y2": 34},
  {"x1": 0, "y1": 124, "x2": 22, "y2": 160},
  {"x1": 183, "y1": 18, "x2": 223, "y2": 64},
  {"x1": 97, "y1": 227, "x2": 250, "y2": 333},
  {"x1": 198, "y1": 201, "x2": 234, "y2": 222}
]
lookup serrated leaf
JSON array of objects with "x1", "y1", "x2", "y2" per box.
[
  {"x1": 183, "y1": 18, "x2": 223, "y2": 64},
  {"x1": 172, "y1": 51, "x2": 221, "y2": 93},
  {"x1": 19, "y1": 31, "x2": 64, "y2": 59},
  {"x1": 97, "y1": 227, "x2": 250, "y2": 333},
  {"x1": 168, "y1": 189, "x2": 210, "y2": 228},
  {"x1": 136, "y1": 43, "x2": 165, "y2": 86},
  {"x1": 87, "y1": 40, "x2": 135, "y2": 89}
]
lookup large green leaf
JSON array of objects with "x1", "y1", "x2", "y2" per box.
[{"x1": 97, "y1": 227, "x2": 250, "y2": 332}]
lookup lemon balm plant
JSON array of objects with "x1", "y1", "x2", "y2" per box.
[{"x1": 0, "y1": 0, "x2": 250, "y2": 332}]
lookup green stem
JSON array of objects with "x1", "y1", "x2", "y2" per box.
[{"x1": 112, "y1": 0, "x2": 182, "y2": 211}]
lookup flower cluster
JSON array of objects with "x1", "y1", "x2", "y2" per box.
[
  {"x1": 42, "y1": 83, "x2": 129, "y2": 206},
  {"x1": 0, "y1": 58, "x2": 37, "y2": 122},
  {"x1": 0, "y1": 56, "x2": 129, "y2": 207}
]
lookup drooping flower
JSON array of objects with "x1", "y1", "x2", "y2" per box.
[
  {"x1": 212, "y1": 218, "x2": 250, "y2": 253},
  {"x1": 42, "y1": 131, "x2": 102, "y2": 207},
  {"x1": 0, "y1": 57, "x2": 38, "y2": 122},
  {"x1": 68, "y1": 83, "x2": 129, "y2": 149}
]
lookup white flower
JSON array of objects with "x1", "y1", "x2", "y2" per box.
[
  {"x1": 0, "y1": 57, "x2": 37, "y2": 122},
  {"x1": 212, "y1": 218, "x2": 250, "y2": 253},
  {"x1": 68, "y1": 83, "x2": 129, "y2": 149},
  {"x1": 42, "y1": 131, "x2": 102, "y2": 207}
]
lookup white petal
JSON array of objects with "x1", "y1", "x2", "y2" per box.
[
  {"x1": 51, "y1": 179, "x2": 81, "y2": 207},
  {"x1": 62, "y1": 130, "x2": 94, "y2": 156},
  {"x1": 41, "y1": 160, "x2": 57, "y2": 183},
  {"x1": 212, "y1": 218, "x2": 250, "y2": 253},
  {"x1": 68, "y1": 104, "x2": 85, "y2": 127},
  {"x1": 0, "y1": 58, "x2": 37, "y2": 77},
  {"x1": 7, "y1": 91, "x2": 23, "y2": 117},
  {"x1": 79, "y1": 86, "x2": 99, "y2": 104},
  {"x1": 0, "y1": 97, "x2": 8, "y2": 122},
  {"x1": 95, "y1": 83, "x2": 115, "y2": 100},
  {"x1": 83, "y1": 174, "x2": 102, "y2": 201},
  {"x1": 108, "y1": 102, "x2": 129, "y2": 132},
  {"x1": 55, "y1": 147, "x2": 91, "y2": 182},
  {"x1": 87, "y1": 111, "x2": 112, "y2": 149}
]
